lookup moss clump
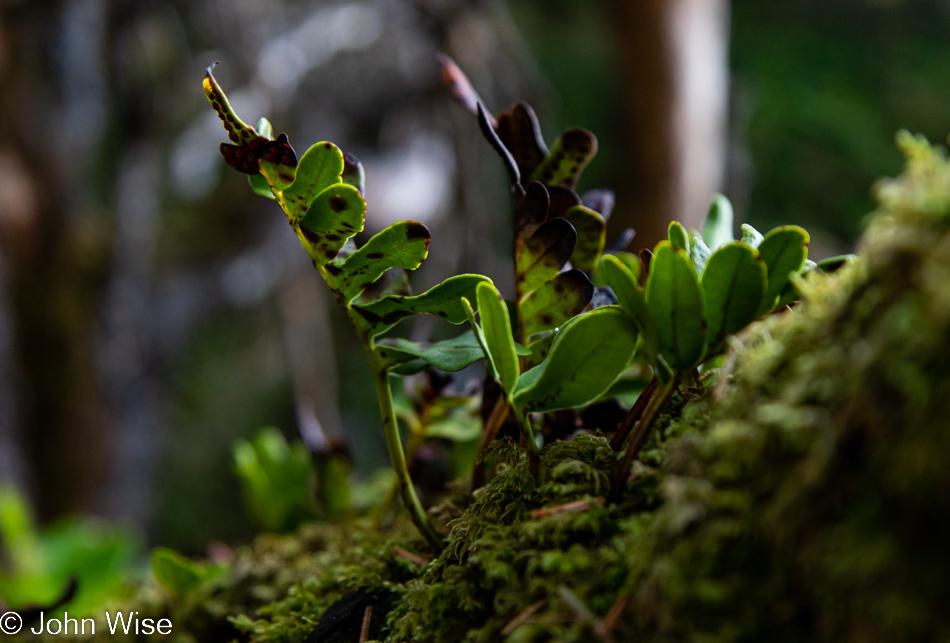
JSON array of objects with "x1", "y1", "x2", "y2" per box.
[
  {"x1": 45, "y1": 134, "x2": 950, "y2": 642},
  {"x1": 34, "y1": 519, "x2": 423, "y2": 643},
  {"x1": 386, "y1": 398, "x2": 710, "y2": 643}
]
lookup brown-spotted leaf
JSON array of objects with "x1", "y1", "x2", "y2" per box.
[
  {"x1": 283, "y1": 142, "x2": 345, "y2": 221},
  {"x1": 204, "y1": 66, "x2": 264, "y2": 148},
  {"x1": 352, "y1": 267, "x2": 412, "y2": 305},
  {"x1": 204, "y1": 66, "x2": 269, "y2": 176},
  {"x1": 333, "y1": 221, "x2": 431, "y2": 302},
  {"x1": 259, "y1": 133, "x2": 298, "y2": 191},
  {"x1": 520, "y1": 269, "x2": 594, "y2": 338},
  {"x1": 564, "y1": 205, "x2": 606, "y2": 273},
  {"x1": 547, "y1": 186, "x2": 582, "y2": 221},
  {"x1": 531, "y1": 129, "x2": 598, "y2": 189},
  {"x1": 297, "y1": 184, "x2": 365, "y2": 265},
  {"x1": 496, "y1": 102, "x2": 549, "y2": 182},
  {"x1": 516, "y1": 217, "x2": 577, "y2": 296},
  {"x1": 514, "y1": 181, "x2": 549, "y2": 236},
  {"x1": 477, "y1": 102, "x2": 520, "y2": 185},
  {"x1": 220, "y1": 143, "x2": 262, "y2": 175}
]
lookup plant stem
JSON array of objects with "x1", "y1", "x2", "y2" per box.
[
  {"x1": 609, "y1": 377, "x2": 658, "y2": 451},
  {"x1": 366, "y1": 350, "x2": 442, "y2": 547},
  {"x1": 608, "y1": 375, "x2": 678, "y2": 503},
  {"x1": 374, "y1": 406, "x2": 427, "y2": 528},
  {"x1": 471, "y1": 394, "x2": 510, "y2": 489},
  {"x1": 514, "y1": 407, "x2": 542, "y2": 481},
  {"x1": 272, "y1": 175, "x2": 441, "y2": 547}
]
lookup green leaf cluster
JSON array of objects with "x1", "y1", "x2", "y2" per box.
[
  {"x1": 205, "y1": 66, "x2": 490, "y2": 349},
  {"x1": 232, "y1": 427, "x2": 316, "y2": 533},
  {"x1": 476, "y1": 97, "x2": 620, "y2": 350},
  {"x1": 603, "y1": 194, "x2": 820, "y2": 380},
  {"x1": 205, "y1": 67, "x2": 504, "y2": 546},
  {"x1": 150, "y1": 548, "x2": 223, "y2": 598},
  {"x1": 0, "y1": 487, "x2": 141, "y2": 617},
  {"x1": 466, "y1": 282, "x2": 638, "y2": 418}
]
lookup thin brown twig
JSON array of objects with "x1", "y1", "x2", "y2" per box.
[
  {"x1": 500, "y1": 599, "x2": 547, "y2": 636},
  {"x1": 530, "y1": 497, "x2": 605, "y2": 520},
  {"x1": 609, "y1": 376, "x2": 678, "y2": 503},
  {"x1": 603, "y1": 595, "x2": 629, "y2": 633},
  {"x1": 389, "y1": 546, "x2": 431, "y2": 567},
  {"x1": 609, "y1": 378, "x2": 658, "y2": 450},
  {"x1": 359, "y1": 605, "x2": 373, "y2": 643}
]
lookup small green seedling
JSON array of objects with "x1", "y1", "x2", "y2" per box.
[
  {"x1": 443, "y1": 58, "x2": 633, "y2": 477},
  {"x1": 204, "y1": 66, "x2": 498, "y2": 547},
  {"x1": 232, "y1": 428, "x2": 316, "y2": 532},
  {"x1": 151, "y1": 548, "x2": 223, "y2": 598},
  {"x1": 604, "y1": 194, "x2": 824, "y2": 500},
  {"x1": 463, "y1": 281, "x2": 639, "y2": 479}
]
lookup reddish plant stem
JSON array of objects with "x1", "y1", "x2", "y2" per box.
[
  {"x1": 359, "y1": 606, "x2": 373, "y2": 643},
  {"x1": 608, "y1": 376, "x2": 678, "y2": 503},
  {"x1": 501, "y1": 599, "x2": 547, "y2": 636},
  {"x1": 609, "y1": 377, "x2": 658, "y2": 450}
]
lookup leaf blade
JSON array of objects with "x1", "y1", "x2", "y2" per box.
[
  {"x1": 351, "y1": 274, "x2": 492, "y2": 337},
  {"x1": 478, "y1": 102, "x2": 520, "y2": 185},
  {"x1": 520, "y1": 270, "x2": 594, "y2": 339},
  {"x1": 283, "y1": 142, "x2": 346, "y2": 220},
  {"x1": 297, "y1": 183, "x2": 366, "y2": 265},
  {"x1": 496, "y1": 102, "x2": 550, "y2": 181},
  {"x1": 376, "y1": 330, "x2": 490, "y2": 373},
  {"x1": 690, "y1": 234, "x2": 712, "y2": 276},
  {"x1": 333, "y1": 221, "x2": 431, "y2": 302},
  {"x1": 646, "y1": 242, "x2": 707, "y2": 372},
  {"x1": 203, "y1": 66, "x2": 264, "y2": 150},
  {"x1": 601, "y1": 254, "x2": 658, "y2": 365},
  {"x1": 757, "y1": 226, "x2": 810, "y2": 314},
  {"x1": 701, "y1": 243, "x2": 766, "y2": 354},
  {"x1": 564, "y1": 205, "x2": 607, "y2": 272},
  {"x1": 703, "y1": 194, "x2": 735, "y2": 250},
  {"x1": 476, "y1": 282, "x2": 520, "y2": 396},
  {"x1": 512, "y1": 306, "x2": 638, "y2": 413},
  {"x1": 530, "y1": 129, "x2": 598, "y2": 189},
  {"x1": 516, "y1": 218, "x2": 577, "y2": 295},
  {"x1": 668, "y1": 221, "x2": 690, "y2": 254}
]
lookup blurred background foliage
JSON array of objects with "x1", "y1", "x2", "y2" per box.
[{"x1": 1, "y1": 0, "x2": 950, "y2": 580}]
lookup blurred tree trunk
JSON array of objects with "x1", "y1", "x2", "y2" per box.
[
  {"x1": 611, "y1": 0, "x2": 731, "y2": 249},
  {"x1": 0, "y1": 2, "x2": 111, "y2": 520}
]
